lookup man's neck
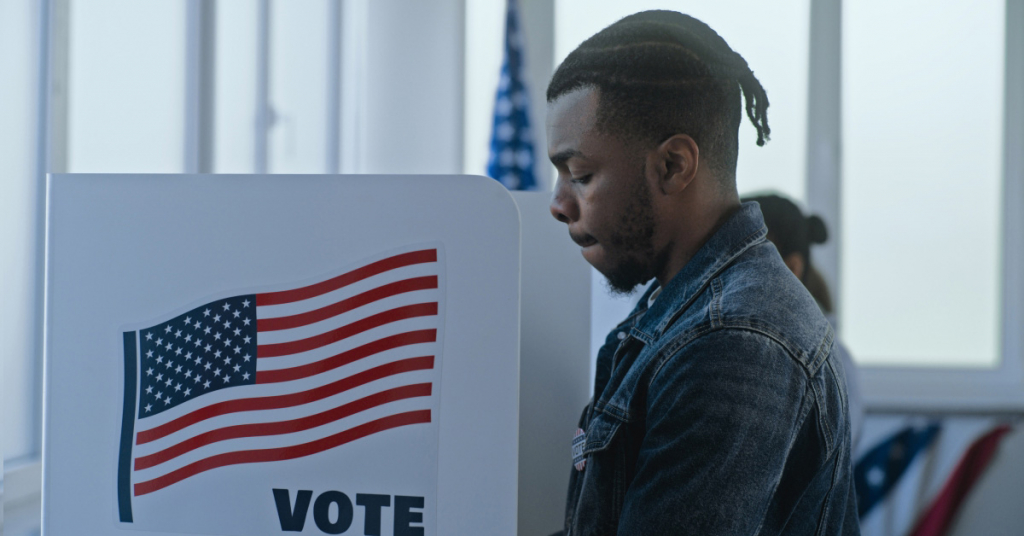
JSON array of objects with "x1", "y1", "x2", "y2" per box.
[{"x1": 655, "y1": 199, "x2": 742, "y2": 288}]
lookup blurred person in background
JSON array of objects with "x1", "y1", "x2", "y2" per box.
[{"x1": 743, "y1": 192, "x2": 863, "y2": 446}]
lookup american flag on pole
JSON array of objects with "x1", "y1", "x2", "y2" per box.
[
  {"x1": 117, "y1": 245, "x2": 445, "y2": 523},
  {"x1": 486, "y1": 0, "x2": 537, "y2": 191}
]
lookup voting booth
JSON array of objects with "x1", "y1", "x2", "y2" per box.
[{"x1": 43, "y1": 174, "x2": 533, "y2": 535}]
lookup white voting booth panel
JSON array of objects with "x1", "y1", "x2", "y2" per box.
[
  {"x1": 511, "y1": 192, "x2": 592, "y2": 536},
  {"x1": 43, "y1": 174, "x2": 520, "y2": 536}
]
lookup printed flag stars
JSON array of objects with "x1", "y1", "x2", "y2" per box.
[{"x1": 136, "y1": 294, "x2": 258, "y2": 418}]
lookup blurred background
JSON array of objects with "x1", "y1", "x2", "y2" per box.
[{"x1": 2, "y1": 1, "x2": 1023, "y2": 534}]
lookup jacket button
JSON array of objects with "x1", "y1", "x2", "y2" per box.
[{"x1": 617, "y1": 331, "x2": 626, "y2": 340}]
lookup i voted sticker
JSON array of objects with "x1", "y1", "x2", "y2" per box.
[{"x1": 572, "y1": 428, "x2": 587, "y2": 471}]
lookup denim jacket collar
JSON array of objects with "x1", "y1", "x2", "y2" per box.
[{"x1": 632, "y1": 202, "x2": 768, "y2": 343}]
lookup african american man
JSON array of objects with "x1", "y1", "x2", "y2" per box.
[{"x1": 546, "y1": 11, "x2": 859, "y2": 536}]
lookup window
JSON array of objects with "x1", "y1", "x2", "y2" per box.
[
  {"x1": 1, "y1": 0, "x2": 42, "y2": 465},
  {"x1": 841, "y1": 0, "x2": 1006, "y2": 368},
  {"x1": 67, "y1": 0, "x2": 187, "y2": 173},
  {"x1": 213, "y1": 0, "x2": 259, "y2": 173}
]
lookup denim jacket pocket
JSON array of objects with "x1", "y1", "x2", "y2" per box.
[{"x1": 582, "y1": 410, "x2": 625, "y2": 456}]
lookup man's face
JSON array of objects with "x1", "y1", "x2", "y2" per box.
[{"x1": 547, "y1": 87, "x2": 663, "y2": 294}]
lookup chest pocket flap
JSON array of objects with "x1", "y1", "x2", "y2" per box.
[{"x1": 582, "y1": 410, "x2": 625, "y2": 456}]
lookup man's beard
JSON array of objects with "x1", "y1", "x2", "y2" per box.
[{"x1": 601, "y1": 167, "x2": 662, "y2": 296}]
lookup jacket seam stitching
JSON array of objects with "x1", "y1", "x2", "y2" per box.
[{"x1": 646, "y1": 324, "x2": 815, "y2": 393}]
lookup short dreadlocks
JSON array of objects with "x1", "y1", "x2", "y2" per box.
[{"x1": 547, "y1": 10, "x2": 770, "y2": 183}]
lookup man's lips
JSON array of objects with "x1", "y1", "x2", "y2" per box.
[{"x1": 570, "y1": 231, "x2": 597, "y2": 248}]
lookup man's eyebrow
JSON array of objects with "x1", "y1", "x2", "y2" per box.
[{"x1": 549, "y1": 149, "x2": 586, "y2": 167}]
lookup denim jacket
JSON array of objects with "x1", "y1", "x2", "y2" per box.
[{"x1": 563, "y1": 203, "x2": 859, "y2": 535}]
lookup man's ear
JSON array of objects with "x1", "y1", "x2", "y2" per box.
[{"x1": 652, "y1": 134, "x2": 699, "y2": 195}]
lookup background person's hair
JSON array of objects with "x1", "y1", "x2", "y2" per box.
[
  {"x1": 546, "y1": 10, "x2": 770, "y2": 184},
  {"x1": 743, "y1": 192, "x2": 831, "y2": 308}
]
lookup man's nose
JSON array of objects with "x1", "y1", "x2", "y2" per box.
[{"x1": 549, "y1": 182, "x2": 578, "y2": 224}]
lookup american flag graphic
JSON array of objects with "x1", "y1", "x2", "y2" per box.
[{"x1": 117, "y1": 245, "x2": 444, "y2": 522}]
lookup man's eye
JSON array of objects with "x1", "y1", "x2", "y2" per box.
[{"x1": 570, "y1": 175, "x2": 591, "y2": 185}]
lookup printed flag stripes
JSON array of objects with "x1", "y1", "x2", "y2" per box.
[{"x1": 118, "y1": 246, "x2": 444, "y2": 521}]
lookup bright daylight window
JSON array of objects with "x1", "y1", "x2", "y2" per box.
[
  {"x1": 554, "y1": 0, "x2": 811, "y2": 203},
  {"x1": 841, "y1": 0, "x2": 1005, "y2": 368},
  {"x1": 1, "y1": 0, "x2": 41, "y2": 464},
  {"x1": 67, "y1": 0, "x2": 187, "y2": 173}
]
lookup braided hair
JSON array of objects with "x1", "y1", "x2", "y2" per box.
[{"x1": 547, "y1": 10, "x2": 770, "y2": 182}]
